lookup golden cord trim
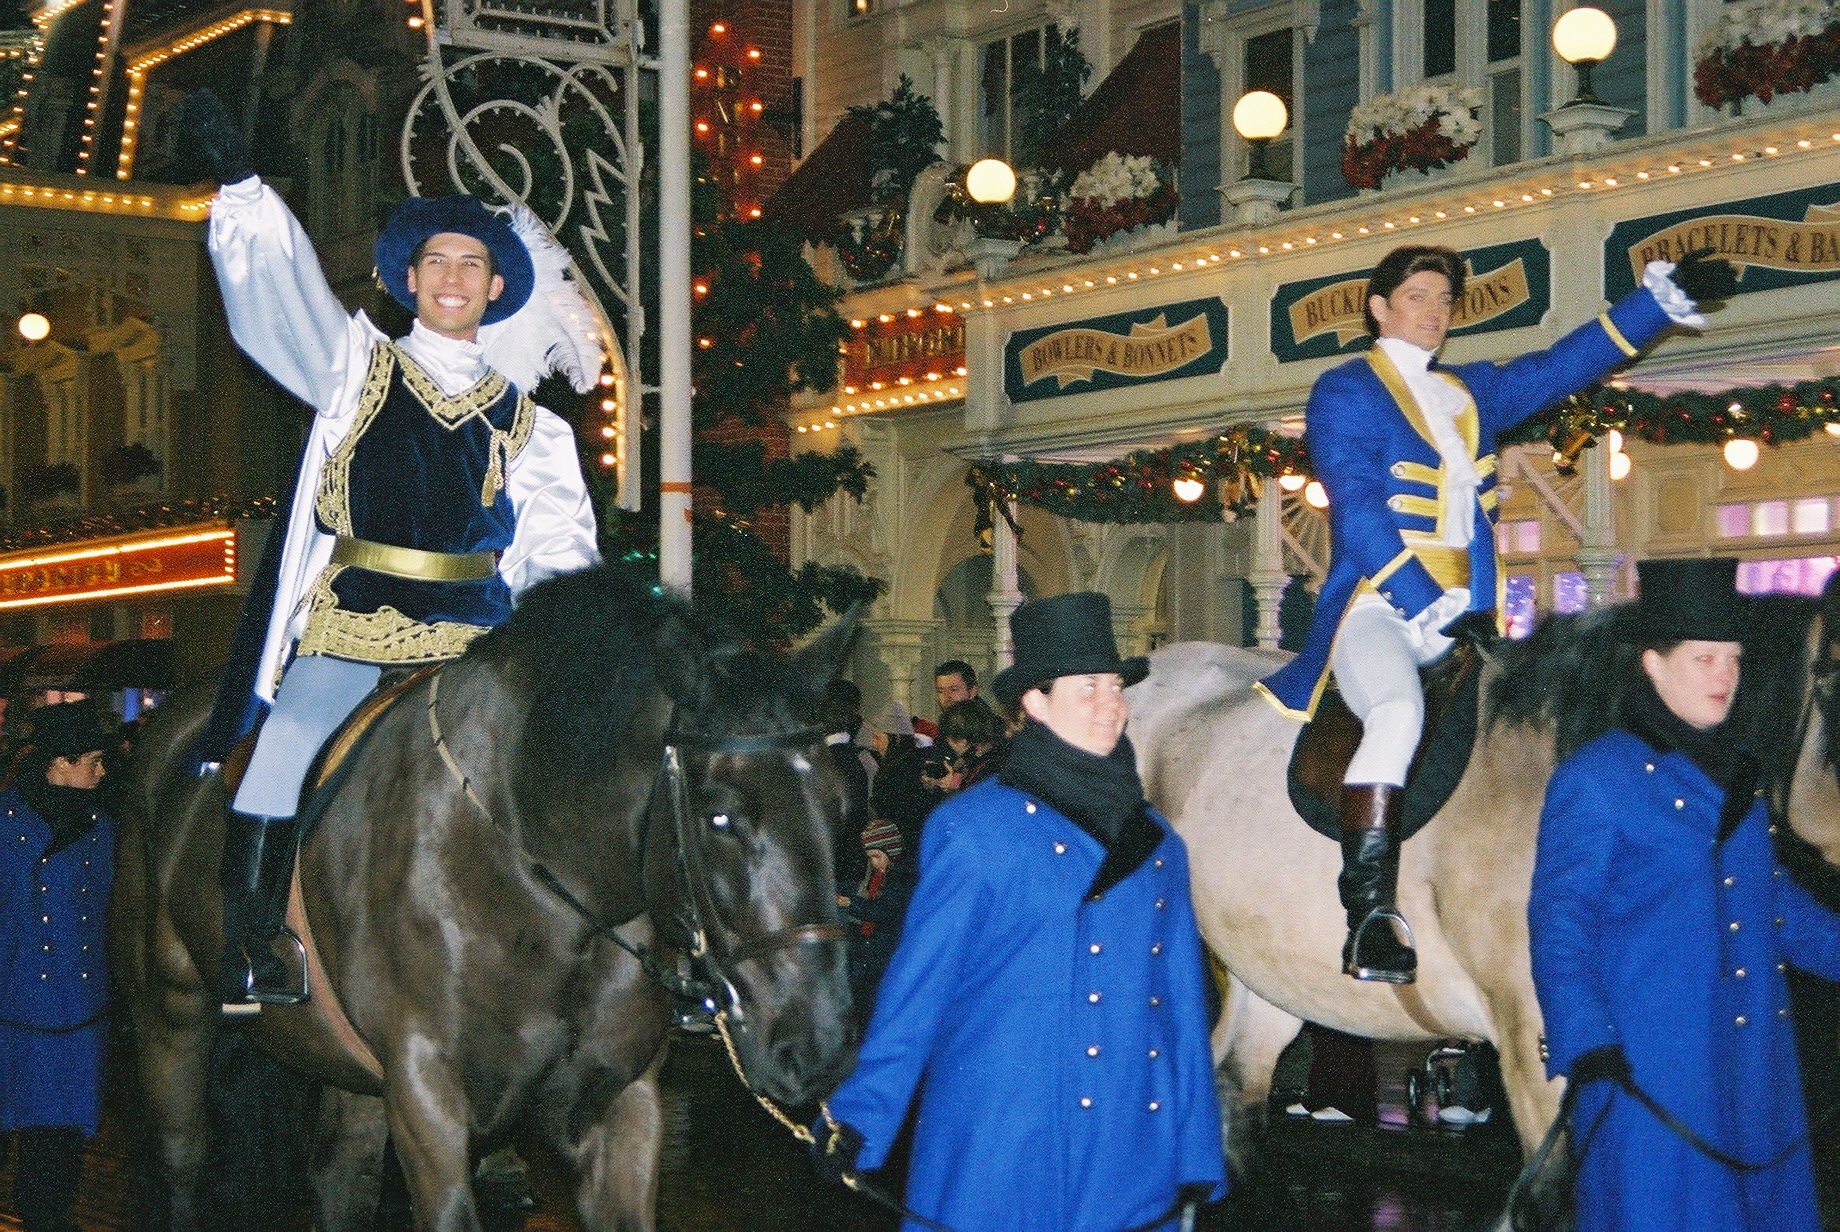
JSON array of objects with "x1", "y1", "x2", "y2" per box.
[{"x1": 297, "y1": 567, "x2": 489, "y2": 665}]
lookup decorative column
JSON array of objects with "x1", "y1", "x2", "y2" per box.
[
  {"x1": 861, "y1": 616, "x2": 942, "y2": 714},
  {"x1": 1575, "y1": 433, "x2": 1621, "y2": 608},
  {"x1": 986, "y1": 498, "x2": 1024, "y2": 670},
  {"x1": 1110, "y1": 602, "x2": 1152, "y2": 658},
  {"x1": 1249, "y1": 476, "x2": 1289, "y2": 648}
]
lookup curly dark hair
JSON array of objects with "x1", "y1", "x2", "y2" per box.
[{"x1": 938, "y1": 698, "x2": 1001, "y2": 749}]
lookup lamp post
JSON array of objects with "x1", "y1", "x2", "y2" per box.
[
  {"x1": 1223, "y1": 90, "x2": 1295, "y2": 225},
  {"x1": 1540, "y1": 7, "x2": 1633, "y2": 154},
  {"x1": 963, "y1": 157, "x2": 1024, "y2": 279}
]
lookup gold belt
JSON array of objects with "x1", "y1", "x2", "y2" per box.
[{"x1": 330, "y1": 537, "x2": 495, "y2": 582}]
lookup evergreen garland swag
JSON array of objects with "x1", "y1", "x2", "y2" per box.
[{"x1": 972, "y1": 375, "x2": 1840, "y2": 528}]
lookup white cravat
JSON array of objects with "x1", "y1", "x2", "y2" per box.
[
  {"x1": 1376, "y1": 336, "x2": 1477, "y2": 548},
  {"x1": 399, "y1": 320, "x2": 491, "y2": 396}
]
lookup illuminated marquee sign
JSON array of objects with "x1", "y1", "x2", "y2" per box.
[
  {"x1": 1270, "y1": 239, "x2": 1551, "y2": 363},
  {"x1": 0, "y1": 524, "x2": 237, "y2": 610},
  {"x1": 841, "y1": 313, "x2": 967, "y2": 395},
  {"x1": 1604, "y1": 181, "x2": 1840, "y2": 300},
  {"x1": 1003, "y1": 297, "x2": 1231, "y2": 404}
]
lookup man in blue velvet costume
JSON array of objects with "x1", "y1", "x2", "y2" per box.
[
  {"x1": 191, "y1": 97, "x2": 601, "y2": 1010},
  {"x1": 1254, "y1": 243, "x2": 1734, "y2": 985}
]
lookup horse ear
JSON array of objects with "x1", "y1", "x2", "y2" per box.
[
  {"x1": 654, "y1": 611, "x2": 712, "y2": 709},
  {"x1": 794, "y1": 602, "x2": 864, "y2": 690}
]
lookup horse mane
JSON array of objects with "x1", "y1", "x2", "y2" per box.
[
  {"x1": 1484, "y1": 605, "x2": 1636, "y2": 762},
  {"x1": 1485, "y1": 593, "x2": 1821, "y2": 772},
  {"x1": 464, "y1": 563, "x2": 828, "y2": 806}
]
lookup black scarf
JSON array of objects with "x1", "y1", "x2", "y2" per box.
[
  {"x1": 999, "y1": 722, "x2": 1164, "y2": 900},
  {"x1": 15, "y1": 776, "x2": 101, "y2": 859},
  {"x1": 1621, "y1": 678, "x2": 1759, "y2": 842}
]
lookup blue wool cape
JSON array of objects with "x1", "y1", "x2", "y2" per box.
[
  {"x1": 825, "y1": 778, "x2": 1227, "y2": 1232},
  {"x1": 1530, "y1": 730, "x2": 1840, "y2": 1232}
]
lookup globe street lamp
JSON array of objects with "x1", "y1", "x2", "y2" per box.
[
  {"x1": 1224, "y1": 90, "x2": 1295, "y2": 225},
  {"x1": 965, "y1": 157, "x2": 1018, "y2": 205},
  {"x1": 1552, "y1": 6, "x2": 1617, "y2": 104},
  {"x1": 1540, "y1": 8, "x2": 1632, "y2": 154}
]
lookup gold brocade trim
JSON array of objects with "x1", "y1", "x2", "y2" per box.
[
  {"x1": 390, "y1": 342, "x2": 511, "y2": 427},
  {"x1": 316, "y1": 345, "x2": 396, "y2": 535},
  {"x1": 330, "y1": 536, "x2": 495, "y2": 581},
  {"x1": 296, "y1": 566, "x2": 489, "y2": 665}
]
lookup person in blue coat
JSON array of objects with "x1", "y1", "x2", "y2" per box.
[
  {"x1": 1530, "y1": 557, "x2": 1840, "y2": 1232},
  {"x1": 813, "y1": 591, "x2": 1226, "y2": 1231},
  {"x1": 0, "y1": 702, "x2": 114, "y2": 1232},
  {"x1": 1255, "y1": 244, "x2": 1736, "y2": 984}
]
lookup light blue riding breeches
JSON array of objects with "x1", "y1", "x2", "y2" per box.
[{"x1": 231, "y1": 654, "x2": 383, "y2": 819}]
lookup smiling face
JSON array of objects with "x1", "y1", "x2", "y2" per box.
[
  {"x1": 1369, "y1": 269, "x2": 1455, "y2": 353},
  {"x1": 1021, "y1": 672, "x2": 1130, "y2": 758},
  {"x1": 404, "y1": 232, "x2": 504, "y2": 341},
  {"x1": 1642, "y1": 640, "x2": 1743, "y2": 730}
]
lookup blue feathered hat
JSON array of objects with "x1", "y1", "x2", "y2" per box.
[{"x1": 374, "y1": 195, "x2": 536, "y2": 326}]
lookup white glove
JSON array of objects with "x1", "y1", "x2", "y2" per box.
[{"x1": 1405, "y1": 587, "x2": 1470, "y2": 665}]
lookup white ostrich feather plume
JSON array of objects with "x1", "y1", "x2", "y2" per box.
[{"x1": 478, "y1": 204, "x2": 607, "y2": 395}]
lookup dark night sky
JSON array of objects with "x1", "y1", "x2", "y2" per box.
[{"x1": 0, "y1": 0, "x2": 27, "y2": 30}]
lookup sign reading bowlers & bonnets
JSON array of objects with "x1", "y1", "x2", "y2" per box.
[{"x1": 1003, "y1": 297, "x2": 1231, "y2": 404}]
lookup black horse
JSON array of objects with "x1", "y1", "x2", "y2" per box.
[{"x1": 111, "y1": 566, "x2": 858, "y2": 1230}]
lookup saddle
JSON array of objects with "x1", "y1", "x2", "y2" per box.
[
  {"x1": 221, "y1": 665, "x2": 440, "y2": 812},
  {"x1": 1286, "y1": 639, "x2": 1486, "y2": 843}
]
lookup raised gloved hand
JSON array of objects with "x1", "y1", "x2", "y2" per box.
[
  {"x1": 1672, "y1": 248, "x2": 1737, "y2": 305},
  {"x1": 1569, "y1": 1043, "x2": 1632, "y2": 1089},
  {"x1": 174, "y1": 88, "x2": 253, "y2": 185},
  {"x1": 807, "y1": 1110, "x2": 864, "y2": 1188},
  {"x1": 1406, "y1": 587, "x2": 1470, "y2": 665}
]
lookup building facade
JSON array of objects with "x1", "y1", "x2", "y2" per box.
[{"x1": 780, "y1": 0, "x2": 1840, "y2": 716}]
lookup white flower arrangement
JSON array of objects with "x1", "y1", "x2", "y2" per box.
[
  {"x1": 1344, "y1": 82, "x2": 1484, "y2": 148},
  {"x1": 1069, "y1": 152, "x2": 1165, "y2": 210},
  {"x1": 1698, "y1": 0, "x2": 1837, "y2": 56},
  {"x1": 1340, "y1": 82, "x2": 1484, "y2": 190},
  {"x1": 1693, "y1": 0, "x2": 1840, "y2": 109}
]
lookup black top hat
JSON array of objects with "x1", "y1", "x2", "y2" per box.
[
  {"x1": 27, "y1": 701, "x2": 109, "y2": 760},
  {"x1": 1622, "y1": 557, "x2": 1748, "y2": 643},
  {"x1": 374, "y1": 196, "x2": 536, "y2": 327},
  {"x1": 993, "y1": 592, "x2": 1149, "y2": 708}
]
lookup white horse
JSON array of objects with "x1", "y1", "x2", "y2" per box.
[{"x1": 1128, "y1": 583, "x2": 1840, "y2": 1181}]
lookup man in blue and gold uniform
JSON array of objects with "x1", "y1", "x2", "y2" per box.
[
  {"x1": 1256, "y1": 244, "x2": 1734, "y2": 985},
  {"x1": 0, "y1": 703, "x2": 114, "y2": 1232},
  {"x1": 196, "y1": 104, "x2": 601, "y2": 1008}
]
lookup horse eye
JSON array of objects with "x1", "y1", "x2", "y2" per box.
[{"x1": 709, "y1": 813, "x2": 732, "y2": 830}]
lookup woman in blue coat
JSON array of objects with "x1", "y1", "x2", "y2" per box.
[
  {"x1": 814, "y1": 592, "x2": 1226, "y2": 1231},
  {"x1": 1257, "y1": 245, "x2": 1734, "y2": 985},
  {"x1": 1530, "y1": 558, "x2": 1840, "y2": 1232},
  {"x1": 0, "y1": 702, "x2": 115, "y2": 1232}
]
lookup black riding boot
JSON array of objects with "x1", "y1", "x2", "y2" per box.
[
  {"x1": 220, "y1": 812, "x2": 308, "y2": 1009},
  {"x1": 1338, "y1": 784, "x2": 1417, "y2": 984}
]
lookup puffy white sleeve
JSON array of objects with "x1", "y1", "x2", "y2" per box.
[
  {"x1": 207, "y1": 175, "x2": 374, "y2": 415},
  {"x1": 1642, "y1": 259, "x2": 1709, "y2": 330},
  {"x1": 499, "y1": 405, "x2": 601, "y2": 596}
]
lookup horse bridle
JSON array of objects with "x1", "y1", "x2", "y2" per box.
[
  {"x1": 426, "y1": 675, "x2": 843, "y2": 1049},
  {"x1": 653, "y1": 721, "x2": 846, "y2": 1039}
]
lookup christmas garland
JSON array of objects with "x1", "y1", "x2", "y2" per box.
[
  {"x1": 971, "y1": 426, "x2": 1311, "y2": 526},
  {"x1": 1694, "y1": 0, "x2": 1840, "y2": 111},
  {"x1": 971, "y1": 375, "x2": 1840, "y2": 528}
]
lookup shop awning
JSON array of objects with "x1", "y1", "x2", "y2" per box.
[
  {"x1": 1037, "y1": 22, "x2": 1182, "y2": 178},
  {"x1": 0, "y1": 639, "x2": 176, "y2": 692},
  {"x1": 762, "y1": 111, "x2": 875, "y2": 243}
]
